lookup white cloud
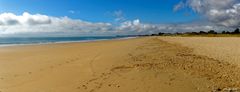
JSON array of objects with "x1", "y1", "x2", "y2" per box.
[
  {"x1": 177, "y1": 0, "x2": 240, "y2": 27},
  {"x1": 116, "y1": 19, "x2": 222, "y2": 35},
  {"x1": 0, "y1": 12, "x2": 113, "y2": 37},
  {"x1": 113, "y1": 10, "x2": 125, "y2": 22},
  {"x1": 117, "y1": 19, "x2": 160, "y2": 34},
  {"x1": 173, "y1": 1, "x2": 185, "y2": 12},
  {"x1": 0, "y1": 12, "x2": 51, "y2": 26}
]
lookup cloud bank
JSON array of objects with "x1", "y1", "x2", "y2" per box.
[
  {"x1": 0, "y1": 12, "x2": 114, "y2": 37},
  {"x1": 0, "y1": 12, "x2": 221, "y2": 37},
  {"x1": 2, "y1": 12, "x2": 213, "y2": 37}
]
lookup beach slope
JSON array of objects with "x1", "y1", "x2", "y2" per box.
[{"x1": 0, "y1": 37, "x2": 240, "y2": 92}]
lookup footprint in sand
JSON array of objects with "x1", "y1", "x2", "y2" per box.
[
  {"x1": 50, "y1": 66, "x2": 54, "y2": 69},
  {"x1": 28, "y1": 72, "x2": 32, "y2": 74},
  {"x1": 14, "y1": 74, "x2": 19, "y2": 77},
  {"x1": 169, "y1": 77, "x2": 175, "y2": 81},
  {"x1": 82, "y1": 85, "x2": 87, "y2": 89},
  {"x1": 108, "y1": 84, "x2": 120, "y2": 88},
  {"x1": 76, "y1": 86, "x2": 81, "y2": 89}
]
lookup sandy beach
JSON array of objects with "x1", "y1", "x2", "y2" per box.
[{"x1": 0, "y1": 37, "x2": 240, "y2": 92}]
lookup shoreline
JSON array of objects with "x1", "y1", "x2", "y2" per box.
[{"x1": 0, "y1": 36, "x2": 138, "y2": 48}]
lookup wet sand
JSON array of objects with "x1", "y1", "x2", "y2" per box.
[{"x1": 0, "y1": 37, "x2": 240, "y2": 92}]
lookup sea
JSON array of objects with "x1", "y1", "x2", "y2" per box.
[{"x1": 0, "y1": 36, "x2": 136, "y2": 47}]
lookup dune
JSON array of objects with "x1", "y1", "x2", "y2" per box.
[{"x1": 0, "y1": 37, "x2": 239, "y2": 92}]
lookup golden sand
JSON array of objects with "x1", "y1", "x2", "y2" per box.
[
  {"x1": 0, "y1": 37, "x2": 239, "y2": 92},
  {"x1": 160, "y1": 37, "x2": 240, "y2": 65}
]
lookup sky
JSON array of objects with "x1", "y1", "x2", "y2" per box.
[{"x1": 0, "y1": 0, "x2": 239, "y2": 37}]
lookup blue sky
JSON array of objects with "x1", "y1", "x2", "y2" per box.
[
  {"x1": 0, "y1": 0, "x2": 198, "y2": 24},
  {"x1": 0, "y1": 0, "x2": 239, "y2": 37}
]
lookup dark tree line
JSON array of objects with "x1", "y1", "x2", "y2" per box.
[
  {"x1": 184, "y1": 28, "x2": 240, "y2": 35},
  {"x1": 222, "y1": 28, "x2": 239, "y2": 34},
  {"x1": 142, "y1": 28, "x2": 240, "y2": 36}
]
